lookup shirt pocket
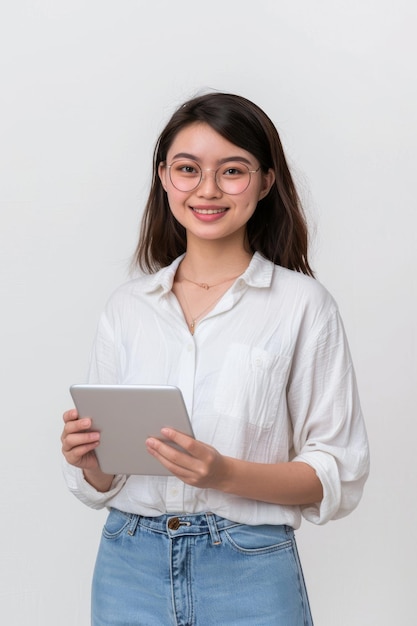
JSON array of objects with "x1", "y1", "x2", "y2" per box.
[{"x1": 214, "y1": 343, "x2": 291, "y2": 429}]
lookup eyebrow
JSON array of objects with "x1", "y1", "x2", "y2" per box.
[{"x1": 170, "y1": 152, "x2": 253, "y2": 166}]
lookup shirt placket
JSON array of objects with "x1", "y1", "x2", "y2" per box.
[{"x1": 165, "y1": 334, "x2": 196, "y2": 511}]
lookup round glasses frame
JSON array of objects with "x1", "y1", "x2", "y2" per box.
[{"x1": 165, "y1": 160, "x2": 261, "y2": 195}]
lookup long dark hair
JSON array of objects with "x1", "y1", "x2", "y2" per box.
[{"x1": 134, "y1": 92, "x2": 313, "y2": 276}]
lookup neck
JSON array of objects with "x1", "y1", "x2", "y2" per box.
[{"x1": 179, "y1": 238, "x2": 252, "y2": 282}]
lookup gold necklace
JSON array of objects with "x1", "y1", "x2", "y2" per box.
[
  {"x1": 181, "y1": 273, "x2": 242, "y2": 290},
  {"x1": 180, "y1": 283, "x2": 225, "y2": 335}
]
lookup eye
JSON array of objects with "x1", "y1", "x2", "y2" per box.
[
  {"x1": 181, "y1": 165, "x2": 198, "y2": 174},
  {"x1": 221, "y1": 164, "x2": 247, "y2": 177},
  {"x1": 172, "y1": 161, "x2": 200, "y2": 176}
]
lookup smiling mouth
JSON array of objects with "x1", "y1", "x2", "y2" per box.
[{"x1": 191, "y1": 207, "x2": 228, "y2": 215}]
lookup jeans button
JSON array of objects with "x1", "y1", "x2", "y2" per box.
[{"x1": 168, "y1": 517, "x2": 181, "y2": 530}]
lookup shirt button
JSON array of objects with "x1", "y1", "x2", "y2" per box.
[
  {"x1": 187, "y1": 344, "x2": 193, "y2": 352},
  {"x1": 170, "y1": 487, "x2": 179, "y2": 496}
]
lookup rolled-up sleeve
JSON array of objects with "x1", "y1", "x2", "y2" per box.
[
  {"x1": 62, "y1": 459, "x2": 127, "y2": 509},
  {"x1": 289, "y1": 308, "x2": 370, "y2": 525}
]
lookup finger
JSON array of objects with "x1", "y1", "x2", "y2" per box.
[
  {"x1": 63, "y1": 408, "x2": 79, "y2": 423},
  {"x1": 72, "y1": 417, "x2": 92, "y2": 431},
  {"x1": 146, "y1": 437, "x2": 195, "y2": 472},
  {"x1": 62, "y1": 440, "x2": 99, "y2": 467},
  {"x1": 62, "y1": 417, "x2": 92, "y2": 439},
  {"x1": 160, "y1": 428, "x2": 199, "y2": 455},
  {"x1": 146, "y1": 443, "x2": 196, "y2": 481},
  {"x1": 62, "y1": 429, "x2": 100, "y2": 451},
  {"x1": 64, "y1": 440, "x2": 100, "y2": 461}
]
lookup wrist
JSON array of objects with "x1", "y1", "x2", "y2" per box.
[
  {"x1": 83, "y1": 468, "x2": 115, "y2": 492},
  {"x1": 217, "y1": 456, "x2": 237, "y2": 494}
]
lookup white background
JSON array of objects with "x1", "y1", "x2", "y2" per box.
[{"x1": 1, "y1": 1, "x2": 415, "y2": 624}]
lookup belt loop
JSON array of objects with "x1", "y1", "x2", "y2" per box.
[
  {"x1": 127, "y1": 514, "x2": 140, "y2": 536},
  {"x1": 205, "y1": 512, "x2": 222, "y2": 546}
]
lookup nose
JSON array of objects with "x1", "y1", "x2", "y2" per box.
[{"x1": 196, "y1": 170, "x2": 222, "y2": 197}]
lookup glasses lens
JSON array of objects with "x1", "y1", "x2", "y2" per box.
[
  {"x1": 216, "y1": 163, "x2": 251, "y2": 194},
  {"x1": 167, "y1": 160, "x2": 253, "y2": 194},
  {"x1": 169, "y1": 161, "x2": 202, "y2": 192}
]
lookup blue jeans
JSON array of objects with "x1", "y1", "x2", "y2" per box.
[{"x1": 92, "y1": 509, "x2": 313, "y2": 626}]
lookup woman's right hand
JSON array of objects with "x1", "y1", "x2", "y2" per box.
[
  {"x1": 61, "y1": 409, "x2": 100, "y2": 470},
  {"x1": 61, "y1": 409, "x2": 115, "y2": 491}
]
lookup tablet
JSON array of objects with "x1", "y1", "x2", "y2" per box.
[{"x1": 69, "y1": 384, "x2": 194, "y2": 476}]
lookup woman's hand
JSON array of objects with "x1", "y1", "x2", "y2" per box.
[
  {"x1": 61, "y1": 409, "x2": 101, "y2": 470},
  {"x1": 146, "y1": 428, "x2": 323, "y2": 505},
  {"x1": 61, "y1": 409, "x2": 115, "y2": 492},
  {"x1": 146, "y1": 429, "x2": 231, "y2": 490}
]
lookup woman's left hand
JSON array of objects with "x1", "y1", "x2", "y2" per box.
[
  {"x1": 146, "y1": 429, "x2": 230, "y2": 490},
  {"x1": 146, "y1": 428, "x2": 324, "y2": 506}
]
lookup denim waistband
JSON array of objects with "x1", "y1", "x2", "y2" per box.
[
  {"x1": 142, "y1": 512, "x2": 239, "y2": 542},
  {"x1": 113, "y1": 510, "x2": 242, "y2": 546},
  {"x1": 113, "y1": 509, "x2": 294, "y2": 548}
]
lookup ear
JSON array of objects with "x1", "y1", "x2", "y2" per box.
[
  {"x1": 258, "y1": 168, "x2": 275, "y2": 201},
  {"x1": 158, "y1": 162, "x2": 168, "y2": 191}
]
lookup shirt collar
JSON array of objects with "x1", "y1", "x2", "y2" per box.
[
  {"x1": 239, "y1": 252, "x2": 274, "y2": 288},
  {"x1": 142, "y1": 254, "x2": 185, "y2": 295},
  {"x1": 141, "y1": 251, "x2": 274, "y2": 295}
]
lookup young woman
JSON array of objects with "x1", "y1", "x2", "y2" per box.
[{"x1": 61, "y1": 92, "x2": 369, "y2": 625}]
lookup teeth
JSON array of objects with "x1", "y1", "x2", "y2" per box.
[{"x1": 193, "y1": 208, "x2": 226, "y2": 215}]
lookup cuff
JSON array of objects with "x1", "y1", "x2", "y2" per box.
[
  {"x1": 62, "y1": 458, "x2": 127, "y2": 510},
  {"x1": 292, "y1": 451, "x2": 341, "y2": 525}
]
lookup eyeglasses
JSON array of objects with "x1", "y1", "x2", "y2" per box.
[{"x1": 165, "y1": 160, "x2": 261, "y2": 195}]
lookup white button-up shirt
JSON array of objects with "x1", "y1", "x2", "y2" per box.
[{"x1": 63, "y1": 253, "x2": 369, "y2": 527}]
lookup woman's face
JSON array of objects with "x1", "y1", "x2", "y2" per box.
[{"x1": 158, "y1": 123, "x2": 274, "y2": 247}]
